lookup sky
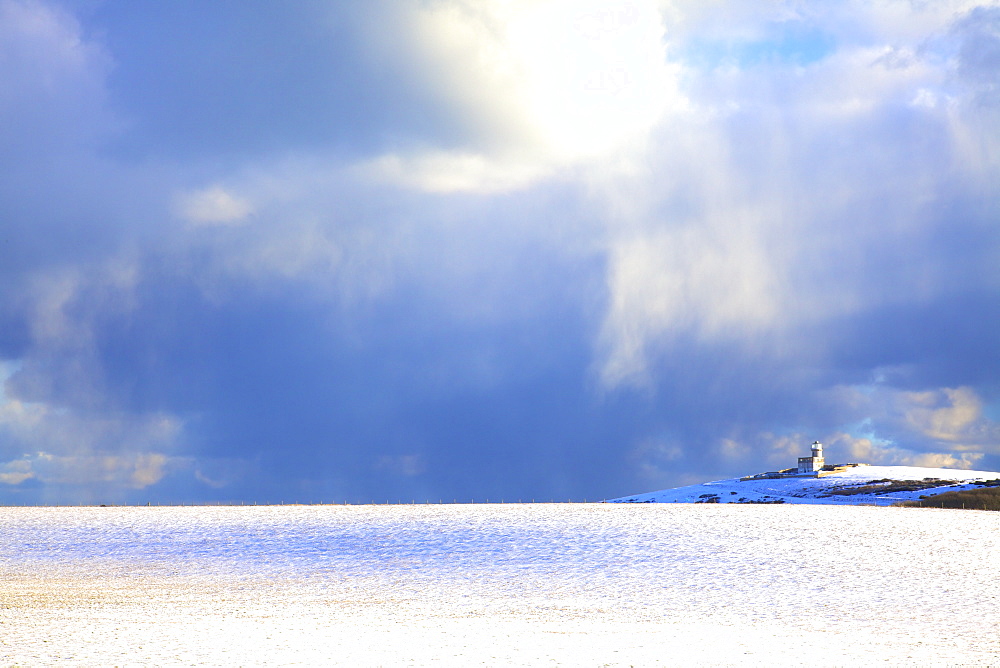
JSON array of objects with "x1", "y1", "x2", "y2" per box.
[{"x1": 1, "y1": 0, "x2": 998, "y2": 505}]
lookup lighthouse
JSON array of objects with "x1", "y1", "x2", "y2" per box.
[{"x1": 797, "y1": 441, "x2": 825, "y2": 474}]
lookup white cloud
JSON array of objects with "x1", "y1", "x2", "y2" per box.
[
  {"x1": 362, "y1": 0, "x2": 683, "y2": 192},
  {"x1": 0, "y1": 451, "x2": 182, "y2": 489},
  {"x1": 828, "y1": 432, "x2": 986, "y2": 470},
  {"x1": 0, "y1": 457, "x2": 33, "y2": 485},
  {"x1": 899, "y1": 386, "x2": 999, "y2": 447},
  {"x1": 598, "y1": 217, "x2": 784, "y2": 387},
  {"x1": 827, "y1": 384, "x2": 1000, "y2": 457},
  {"x1": 0, "y1": 354, "x2": 187, "y2": 491},
  {"x1": 0, "y1": 393, "x2": 184, "y2": 465},
  {"x1": 589, "y1": 2, "x2": 1000, "y2": 389},
  {"x1": 176, "y1": 186, "x2": 254, "y2": 225},
  {"x1": 361, "y1": 151, "x2": 550, "y2": 194}
]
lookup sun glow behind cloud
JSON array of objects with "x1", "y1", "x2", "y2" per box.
[
  {"x1": 501, "y1": 0, "x2": 679, "y2": 159},
  {"x1": 365, "y1": 0, "x2": 682, "y2": 192}
]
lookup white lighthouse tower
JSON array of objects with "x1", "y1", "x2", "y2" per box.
[{"x1": 797, "y1": 441, "x2": 825, "y2": 474}]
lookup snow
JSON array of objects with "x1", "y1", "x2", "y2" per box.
[
  {"x1": 609, "y1": 465, "x2": 1000, "y2": 506},
  {"x1": 2, "y1": 503, "x2": 999, "y2": 665}
]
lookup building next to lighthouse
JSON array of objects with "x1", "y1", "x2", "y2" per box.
[{"x1": 798, "y1": 441, "x2": 825, "y2": 474}]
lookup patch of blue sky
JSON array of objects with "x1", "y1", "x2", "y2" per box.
[
  {"x1": 677, "y1": 24, "x2": 836, "y2": 70},
  {"x1": 841, "y1": 418, "x2": 895, "y2": 447}
]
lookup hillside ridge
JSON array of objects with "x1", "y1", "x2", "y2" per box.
[{"x1": 608, "y1": 441, "x2": 1000, "y2": 506}]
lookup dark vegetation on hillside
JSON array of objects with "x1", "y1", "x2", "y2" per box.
[
  {"x1": 900, "y1": 479, "x2": 1000, "y2": 511},
  {"x1": 818, "y1": 478, "x2": 962, "y2": 497},
  {"x1": 694, "y1": 493, "x2": 784, "y2": 504}
]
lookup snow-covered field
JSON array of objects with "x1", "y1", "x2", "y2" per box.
[
  {"x1": 610, "y1": 465, "x2": 1000, "y2": 506},
  {"x1": 2, "y1": 503, "x2": 999, "y2": 666}
]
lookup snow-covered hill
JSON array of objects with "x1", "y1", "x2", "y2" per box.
[{"x1": 608, "y1": 465, "x2": 1000, "y2": 506}]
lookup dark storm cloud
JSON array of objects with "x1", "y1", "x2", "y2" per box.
[{"x1": 85, "y1": 0, "x2": 479, "y2": 161}]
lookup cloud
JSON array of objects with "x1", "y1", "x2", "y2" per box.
[
  {"x1": 176, "y1": 186, "x2": 254, "y2": 225},
  {"x1": 597, "y1": 214, "x2": 784, "y2": 387},
  {"x1": 0, "y1": 303, "x2": 189, "y2": 499},
  {"x1": 901, "y1": 387, "x2": 986, "y2": 443},
  {"x1": 829, "y1": 433, "x2": 986, "y2": 471},
  {"x1": 0, "y1": 451, "x2": 181, "y2": 490},
  {"x1": 0, "y1": 385, "x2": 184, "y2": 471},
  {"x1": 950, "y1": 6, "x2": 1000, "y2": 102},
  {"x1": 0, "y1": 0, "x2": 998, "y2": 505},
  {"x1": 589, "y1": 2, "x2": 1000, "y2": 393},
  {"x1": 0, "y1": 457, "x2": 33, "y2": 485},
  {"x1": 360, "y1": 152, "x2": 550, "y2": 194},
  {"x1": 362, "y1": 0, "x2": 683, "y2": 192},
  {"x1": 825, "y1": 384, "x2": 1000, "y2": 457},
  {"x1": 0, "y1": 0, "x2": 114, "y2": 155}
]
